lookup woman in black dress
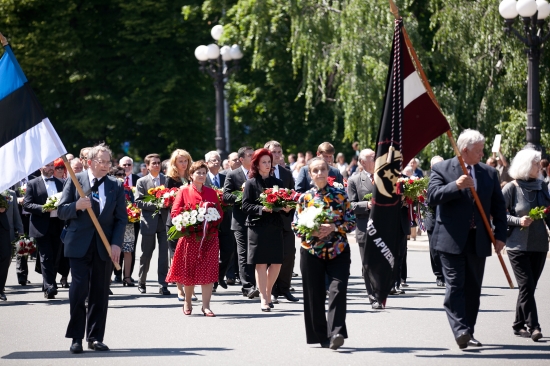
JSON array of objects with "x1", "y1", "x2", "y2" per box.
[
  {"x1": 165, "y1": 149, "x2": 192, "y2": 301},
  {"x1": 242, "y1": 148, "x2": 291, "y2": 311}
]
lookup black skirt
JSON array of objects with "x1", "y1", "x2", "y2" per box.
[{"x1": 247, "y1": 224, "x2": 284, "y2": 264}]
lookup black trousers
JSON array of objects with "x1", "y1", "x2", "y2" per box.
[
  {"x1": 234, "y1": 229, "x2": 255, "y2": 291},
  {"x1": 300, "y1": 247, "x2": 350, "y2": 344},
  {"x1": 0, "y1": 227, "x2": 11, "y2": 292},
  {"x1": 16, "y1": 213, "x2": 31, "y2": 283},
  {"x1": 218, "y1": 229, "x2": 235, "y2": 282},
  {"x1": 273, "y1": 230, "x2": 296, "y2": 294},
  {"x1": 66, "y1": 237, "x2": 112, "y2": 342},
  {"x1": 392, "y1": 235, "x2": 407, "y2": 288},
  {"x1": 439, "y1": 229, "x2": 486, "y2": 338},
  {"x1": 507, "y1": 250, "x2": 547, "y2": 332},
  {"x1": 427, "y1": 229, "x2": 444, "y2": 281},
  {"x1": 357, "y1": 231, "x2": 375, "y2": 297},
  {"x1": 225, "y1": 240, "x2": 239, "y2": 280},
  {"x1": 37, "y1": 218, "x2": 62, "y2": 292},
  {"x1": 114, "y1": 222, "x2": 139, "y2": 277}
]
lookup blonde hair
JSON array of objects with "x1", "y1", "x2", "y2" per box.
[{"x1": 167, "y1": 149, "x2": 193, "y2": 181}]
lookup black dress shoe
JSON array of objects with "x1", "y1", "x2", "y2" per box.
[
  {"x1": 320, "y1": 339, "x2": 330, "y2": 348},
  {"x1": 113, "y1": 275, "x2": 122, "y2": 283},
  {"x1": 19, "y1": 281, "x2": 27, "y2": 286},
  {"x1": 371, "y1": 300, "x2": 383, "y2": 309},
  {"x1": 247, "y1": 289, "x2": 260, "y2": 299},
  {"x1": 268, "y1": 302, "x2": 274, "y2": 308},
  {"x1": 70, "y1": 339, "x2": 83, "y2": 354},
  {"x1": 436, "y1": 279, "x2": 445, "y2": 287},
  {"x1": 468, "y1": 337, "x2": 482, "y2": 347},
  {"x1": 271, "y1": 295, "x2": 279, "y2": 304},
  {"x1": 44, "y1": 291, "x2": 55, "y2": 299},
  {"x1": 218, "y1": 280, "x2": 228, "y2": 289},
  {"x1": 226, "y1": 278, "x2": 235, "y2": 285},
  {"x1": 282, "y1": 291, "x2": 299, "y2": 302},
  {"x1": 329, "y1": 334, "x2": 345, "y2": 350},
  {"x1": 159, "y1": 286, "x2": 171, "y2": 295},
  {"x1": 514, "y1": 328, "x2": 531, "y2": 338},
  {"x1": 292, "y1": 272, "x2": 298, "y2": 277},
  {"x1": 138, "y1": 284, "x2": 146, "y2": 293},
  {"x1": 289, "y1": 287, "x2": 295, "y2": 292},
  {"x1": 0, "y1": 292, "x2": 6, "y2": 301},
  {"x1": 88, "y1": 341, "x2": 110, "y2": 351},
  {"x1": 455, "y1": 331, "x2": 471, "y2": 349}
]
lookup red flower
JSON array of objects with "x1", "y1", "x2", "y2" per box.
[
  {"x1": 544, "y1": 207, "x2": 550, "y2": 215},
  {"x1": 327, "y1": 176, "x2": 335, "y2": 186},
  {"x1": 418, "y1": 195, "x2": 425, "y2": 203},
  {"x1": 408, "y1": 179, "x2": 414, "y2": 184},
  {"x1": 406, "y1": 197, "x2": 414, "y2": 205},
  {"x1": 265, "y1": 188, "x2": 273, "y2": 194},
  {"x1": 266, "y1": 194, "x2": 278, "y2": 204}
]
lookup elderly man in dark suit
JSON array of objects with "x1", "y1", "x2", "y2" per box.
[
  {"x1": 135, "y1": 153, "x2": 170, "y2": 295},
  {"x1": 23, "y1": 162, "x2": 64, "y2": 299},
  {"x1": 113, "y1": 155, "x2": 141, "y2": 283},
  {"x1": 223, "y1": 146, "x2": 259, "y2": 298},
  {"x1": 347, "y1": 148, "x2": 383, "y2": 309},
  {"x1": 428, "y1": 129, "x2": 506, "y2": 350},
  {"x1": 265, "y1": 141, "x2": 299, "y2": 303},
  {"x1": 295, "y1": 142, "x2": 344, "y2": 193},
  {"x1": 58, "y1": 144, "x2": 127, "y2": 353},
  {"x1": 0, "y1": 189, "x2": 24, "y2": 301}
]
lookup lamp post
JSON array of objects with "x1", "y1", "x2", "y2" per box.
[
  {"x1": 499, "y1": 0, "x2": 550, "y2": 152},
  {"x1": 195, "y1": 25, "x2": 243, "y2": 159}
]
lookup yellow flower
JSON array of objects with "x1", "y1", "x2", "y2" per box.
[{"x1": 147, "y1": 188, "x2": 155, "y2": 195}]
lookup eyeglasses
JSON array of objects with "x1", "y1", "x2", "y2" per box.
[
  {"x1": 149, "y1": 162, "x2": 161, "y2": 166},
  {"x1": 93, "y1": 160, "x2": 112, "y2": 167},
  {"x1": 208, "y1": 158, "x2": 220, "y2": 163},
  {"x1": 55, "y1": 167, "x2": 65, "y2": 171},
  {"x1": 115, "y1": 173, "x2": 125, "y2": 177},
  {"x1": 122, "y1": 163, "x2": 132, "y2": 167}
]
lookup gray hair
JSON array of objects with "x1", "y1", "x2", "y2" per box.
[
  {"x1": 119, "y1": 156, "x2": 133, "y2": 165},
  {"x1": 403, "y1": 166, "x2": 414, "y2": 175},
  {"x1": 358, "y1": 149, "x2": 375, "y2": 162},
  {"x1": 70, "y1": 158, "x2": 82, "y2": 167},
  {"x1": 430, "y1": 155, "x2": 444, "y2": 167},
  {"x1": 457, "y1": 129, "x2": 485, "y2": 152},
  {"x1": 508, "y1": 149, "x2": 542, "y2": 180},
  {"x1": 204, "y1": 151, "x2": 220, "y2": 162},
  {"x1": 88, "y1": 143, "x2": 112, "y2": 160}
]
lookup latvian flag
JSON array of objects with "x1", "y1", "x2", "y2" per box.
[
  {"x1": 363, "y1": 18, "x2": 450, "y2": 304},
  {"x1": 0, "y1": 37, "x2": 66, "y2": 192}
]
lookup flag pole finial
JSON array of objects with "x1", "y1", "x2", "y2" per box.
[
  {"x1": 0, "y1": 33, "x2": 8, "y2": 47},
  {"x1": 389, "y1": 0, "x2": 400, "y2": 19}
]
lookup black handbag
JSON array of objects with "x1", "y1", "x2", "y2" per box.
[{"x1": 507, "y1": 181, "x2": 517, "y2": 237}]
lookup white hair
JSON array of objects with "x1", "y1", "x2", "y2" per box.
[
  {"x1": 358, "y1": 149, "x2": 375, "y2": 162},
  {"x1": 508, "y1": 149, "x2": 541, "y2": 181},
  {"x1": 119, "y1": 156, "x2": 133, "y2": 165},
  {"x1": 430, "y1": 155, "x2": 444, "y2": 167},
  {"x1": 70, "y1": 158, "x2": 82, "y2": 167},
  {"x1": 403, "y1": 166, "x2": 414, "y2": 175},
  {"x1": 457, "y1": 129, "x2": 485, "y2": 152},
  {"x1": 204, "y1": 151, "x2": 220, "y2": 162}
]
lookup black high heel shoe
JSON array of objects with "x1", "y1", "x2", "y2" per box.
[
  {"x1": 60, "y1": 277, "x2": 70, "y2": 288},
  {"x1": 123, "y1": 277, "x2": 135, "y2": 287}
]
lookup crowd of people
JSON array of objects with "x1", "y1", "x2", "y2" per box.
[{"x1": 0, "y1": 130, "x2": 548, "y2": 352}]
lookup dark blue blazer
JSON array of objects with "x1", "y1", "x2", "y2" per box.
[
  {"x1": 57, "y1": 172, "x2": 127, "y2": 261},
  {"x1": 427, "y1": 157, "x2": 507, "y2": 257},
  {"x1": 295, "y1": 165, "x2": 343, "y2": 193},
  {"x1": 23, "y1": 176, "x2": 64, "y2": 238}
]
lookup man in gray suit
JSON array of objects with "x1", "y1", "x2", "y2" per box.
[
  {"x1": 0, "y1": 189, "x2": 24, "y2": 300},
  {"x1": 135, "y1": 153, "x2": 170, "y2": 295},
  {"x1": 347, "y1": 149, "x2": 382, "y2": 309},
  {"x1": 58, "y1": 144, "x2": 127, "y2": 353}
]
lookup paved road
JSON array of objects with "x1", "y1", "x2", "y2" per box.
[{"x1": 1, "y1": 232, "x2": 549, "y2": 365}]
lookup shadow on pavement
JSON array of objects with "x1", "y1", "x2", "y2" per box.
[
  {"x1": 416, "y1": 342, "x2": 550, "y2": 359},
  {"x1": 336, "y1": 347, "x2": 449, "y2": 354},
  {"x1": 387, "y1": 306, "x2": 513, "y2": 313},
  {"x1": 1, "y1": 347, "x2": 232, "y2": 360}
]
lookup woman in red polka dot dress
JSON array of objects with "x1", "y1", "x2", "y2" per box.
[{"x1": 166, "y1": 161, "x2": 223, "y2": 317}]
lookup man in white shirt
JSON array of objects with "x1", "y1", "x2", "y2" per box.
[{"x1": 205, "y1": 151, "x2": 222, "y2": 188}]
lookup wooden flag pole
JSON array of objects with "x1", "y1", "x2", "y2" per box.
[
  {"x1": 388, "y1": 0, "x2": 514, "y2": 289},
  {"x1": 61, "y1": 155, "x2": 121, "y2": 271}
]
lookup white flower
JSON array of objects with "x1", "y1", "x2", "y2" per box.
[
  {"x1": 163, "y1": 193, "x2": 170, "y2": 199},
  {"x1": 241, "y1": 182, "x2": 246, "y2": 189},
  {"x1": 182, "y1": 211, "x2": 190, "y2": 220},
  {"x1": 182, "y1": 218, "x2": 189, "y2": 226},
  {"x1": 306, "y1": 220, "x2": 315, "y2": 229},
  {"x1": 175, "y1": 223, "x2": 183, "y2": 231},
  {"x1": 333, "y1": 182, "x2": 344, "y2": 189},
  {"x1": 207, "y1": 207, "x2": 217, "y2": 215},
  {"x1": 204, "y1": 214, "x2": 213, "y2": 221},
  {"x1": 197, "y1": 214, "x2": 205, "y2": 222},
  {"x1": 198, "y1": 207, "x2": 207, "y2": 215},
  {"x1": 190, "y1": 216, "x2": 197, "y2": 225},
  {"x1": 273, "y1": 185, "x2": 279, "y2": 192},
  {"x1": 190, "y1": 210, "x2": 198, "y2": 217}
]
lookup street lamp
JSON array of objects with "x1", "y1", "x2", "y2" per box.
[
  {"x1": 195, "y1": 25, "x2": 243, "y2": 159},
  {"x1": 499, "y1": 0, "x2": 550, "y2": 153}
]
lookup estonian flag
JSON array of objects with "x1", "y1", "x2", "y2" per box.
[
  {"x1": 364, "y1": 18, "x2": 450, "y2": 305},
  {"x1": 0, "y1": 39, "x2": 67, "y2": 192}
]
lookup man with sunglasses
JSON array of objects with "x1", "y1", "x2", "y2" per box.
[{"x1": 135, "y1": 154, "x2": 170, "y2": 295}]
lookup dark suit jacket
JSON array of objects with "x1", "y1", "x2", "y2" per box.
[
  {"x1": 124, "y1": 173, "x2": 141, "y2": 187},
  {"x1": 23, "y1": 176, "x2": 64, "y2": 238},
  {"x1": 205, "y1": 172, "x2": 231, "y2": 233},
  {"x1": 223, "y1": 167, "x2": 248, "y2": 231},
  {"x1": 427, "y1": 157, "x2": 507, "y2": 257},
  {"x1": 347, "y1": 171, "x2": 374, "y2": 245},
  {"x1": 4, "y1": 190, "x2": 23, "y2": 242},
  {"x1": 135, "y1": 173, "x2": 168, "y2": 235},
  {"x1": 57, "y1": 172, "x2": 127, "y2": 261},
  {"x1": 275, "y1": 165, "x2": 295, "y2": 232},
  {"x1": 295, "y1": 165, "x2": 343, "y2": 193}
]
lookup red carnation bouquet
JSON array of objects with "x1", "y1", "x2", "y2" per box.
[
  {"x1": 258, "y1": 185, "x2": 301, "y2": 211},
  {"x1": 396, "y1": 176, "x2": 428, "y2": 205},
  {"x1": 214, "y1": 188, "x2": 231, "y2": 212},
  {"x1": 12, "y1": 234, "x2": 37, "y2": 258},
  {"x1": 142, "y1": 185, "x2": 179, "y2": 216}
]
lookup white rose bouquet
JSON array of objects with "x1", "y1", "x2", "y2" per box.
[
  {"x1": 167, "y1": 201, "x2": 222, "y2": 241},
  {"x1": 294, "y1": 203, "x2": 335, "y2": 241},
  {"x1": 42, "y1": 192, "x2": 63, "y2": 212}
]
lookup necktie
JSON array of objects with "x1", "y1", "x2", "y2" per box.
[
  {"x1": 466, "y1": 166, "x2": 475, "y2": 229},
  {"x1": 370, "y1": 173, "x2": 374, "y2": 185},
  {"x1": 213, "y1": 175, "x2": 219, "y2": 188},
  {"x1": 91, "y1": 178, "x2": 100, "y2": 216},
  {"x1": 44, "y1": 178, "x2": 54, "y2": 182},
  {"x1": 154, "y1": 177, "x2": 159, "y2": 187},
  {"x1": 124, "y1": 176, "x2": 129, "y2": 186}
]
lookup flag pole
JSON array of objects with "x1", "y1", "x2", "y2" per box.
[
  {"x1": 388, "y1": 0, "x2": 514, "y2": 289},
  {"x1": 61, "y1": 157, "x2": 121, "y2": 271}
]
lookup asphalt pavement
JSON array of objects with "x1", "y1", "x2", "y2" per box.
[{"x1": 1, "y1": 232, "x2": 549, "y2": 365}]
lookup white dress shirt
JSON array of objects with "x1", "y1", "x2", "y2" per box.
[
  {"x1": 87, "y1": 170, "x2": 106, "y2": 214},
  {"x1": 42, "y1": 176, "x2": 59, "y2": 217},
  {"x1": 242, "y1": 167, "x2": 250, "y2": 180},
  {"x1": 273, "y1": 165, "x2": 280, "y2": 180}
]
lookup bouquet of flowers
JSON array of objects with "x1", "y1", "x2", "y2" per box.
[
  {"x1": 327, "y1": 177, "x2": 344, "y2": 189},
  {"x1": 258, "y1": 185, "x2": 301, "y2": 211},
  {"x1": 396, "y1": 176, "x2": 429, "y2": 205},
  {"x1": 12, "y1": 234, "x2": 37, "y2": 258},
  {"x1": 18, "y1": 183, "x2": 27, "y2": 197},
  {"x1": 0, "y1": 190, "x2": 13, "y2": 209},
  {"x1": 294, "y1": 204, "x2": 336, "y2": 241},
  {"x1": 42, "y1": 192, "x2": 62, "y2": 212},
  {"x1": 214, "y1": 188, "x2": 231, "y2": 212},
  {"x1": 230, "y1": 182, "x2": 246, "y2": 207},
  {"x1": 363, "y1": 193, "x2": 372, "y2": 201},
  {"x1": 521, "y1": 205, "x2": 550, "y2": 230},
  {"x1": 168, "y1": 202, "x2": 221, "y2": 241},
  {"x1": 142, "y1": 185, "x2": 179, "y2": 216},
  {"x1": 127, "y1": 203, "x2": 141, "y2": 223}
]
